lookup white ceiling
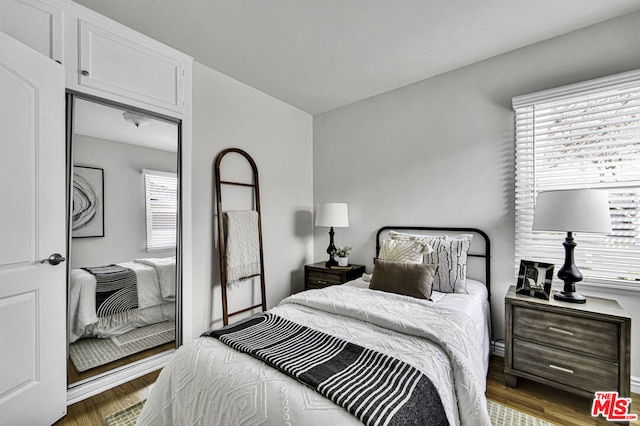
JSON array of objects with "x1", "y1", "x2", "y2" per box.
[{"x1": 72, "y1": 0, "x2": 640, "y2": 115}]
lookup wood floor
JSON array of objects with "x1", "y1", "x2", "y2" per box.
[
  {"x1": 56, "y1": 355, "x2": 639, "y2": 425},
  {"x1": 55, "y1": 369, "x2": 160, "y2": 426}
]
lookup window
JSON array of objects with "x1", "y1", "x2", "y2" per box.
[
  {"x1": 514, "y1": 70, "x2": 640, "y2": 291},
  {"x1": 144, "y1": 169, "x2": 177, "y2": 251}
]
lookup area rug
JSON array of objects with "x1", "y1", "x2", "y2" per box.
[
  {"x1": 69, "y1": 321, "x2": 175, "y2": 372},
  {"x1": 487, "y1": 400, "x2": 554, "y2": 425},
  {"x1": 104, "y1": 399, "x2": 554, "y2": 425},
  {"x1": 105, "y1": 400, "x2": 145, "y2": 426}
]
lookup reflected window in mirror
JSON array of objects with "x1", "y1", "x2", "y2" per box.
[{"x1": 144, "y1": 170, "x2": 178, "y2": 252}]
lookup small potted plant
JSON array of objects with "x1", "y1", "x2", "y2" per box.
[{"x1": 333, "y1": 246, "x2": 352, "y2": 267}]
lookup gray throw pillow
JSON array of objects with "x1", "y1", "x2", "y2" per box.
[{"x1": 369, "y1": 259, "x2": 437, "y2": 300}]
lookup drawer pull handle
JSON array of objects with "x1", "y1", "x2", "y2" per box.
[
  {"x1": 318, "y1": 280, "x2": 327, "y2": 285},
  {"x1": 549, "y1": 364, "x2": 574, "y2": 374},
  {"x1": 548, "y1": 326, "x2": 574, "y2": 336}
]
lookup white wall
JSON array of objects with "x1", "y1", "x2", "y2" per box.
[
  {"x1": 313, "y1": 11, "x2": 640, "y2": 379},
  {"x1": 71, "y1": 135, "x2": 177, "y2": 268},
  {"x1": 190, "y1": 62, "x2": 313, "y2": 338}
]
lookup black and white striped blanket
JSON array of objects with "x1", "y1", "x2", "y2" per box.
[
  {"x1": 82, "y1": 264, "x2": 138, "y2": 318},
  {"x1": 204, "y1": 313, "x2": 447, "y2": 426}
]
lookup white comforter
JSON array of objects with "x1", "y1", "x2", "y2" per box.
[
  {"x1": 138, "y1": 285, "x2": 490, "y2": 425},
  {"x1": 69, "y1": 258, "x2": 176, "y2": 343}
]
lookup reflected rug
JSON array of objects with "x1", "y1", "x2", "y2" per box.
[
  {"x1": 105, "y1": 399, "x2": 555, "y2": 425},
  {"x1": 69, "y1": 321, "x2": 175, "y2": 372}
]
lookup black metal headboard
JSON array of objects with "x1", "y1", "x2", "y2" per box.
[{"x1": 375, "y1": 226, "x2": 491, "y2": 297}]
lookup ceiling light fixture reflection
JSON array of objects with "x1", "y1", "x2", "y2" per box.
[{"x1": 122, "y1": 111, "x2": 151, "y2": 127}]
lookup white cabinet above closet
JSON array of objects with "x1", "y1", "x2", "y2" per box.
[
  {"x1": 65, "y1": 13, "x2": 188, "y2": 116},
  {"x1": 1, "y1": 0, "x2": 191, "y2": 117}
]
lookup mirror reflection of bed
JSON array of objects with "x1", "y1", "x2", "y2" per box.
[
  {"x1": 67, "y1": 98, "x2": 179, "y2": 385},
  {"x1": 67, "y1": 257, "x2": 176, "y2": 382}
]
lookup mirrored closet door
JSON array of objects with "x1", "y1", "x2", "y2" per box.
[{"x1": 67, "y1": 95, "x2": 181, "y2": 389}]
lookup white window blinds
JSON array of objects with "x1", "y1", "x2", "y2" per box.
[
  {"x1": 144, "y1": 169, "x2": 177, "y2": 251},
  {"x1": 513, "y1": 70, "x2": 640, "y2": 290}
]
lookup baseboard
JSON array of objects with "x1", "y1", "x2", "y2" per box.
[
  {"x1": 632, "y1": 376, "x2": 640, "y2": 395},
  {"x1": 491, "y1": 340, "x2": 505, "y2": 358},
  {"x1": 490, "y1": 340, "x2": 640, "y2": 394}
]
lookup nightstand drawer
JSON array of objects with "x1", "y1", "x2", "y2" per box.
[
  {"x1": 513, "y1": 306, "x2": 618, "y2": 360},
  {"x1": 304, "y1": 263, "x2": 366, "y2": 291},
  {"x1": 513, "y1": 339, "x2": 618, "y2": 393},
  {"x1": 307, "y1": 271, "x2": 342, "y2": 288}
]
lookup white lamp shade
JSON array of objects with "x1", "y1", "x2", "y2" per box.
[
  {"x1": 315, "y1": 203, "x2": 349, "y2": 227},
  {"x1": 533, "y1": 189, "x2": 612, "y2": 234}
]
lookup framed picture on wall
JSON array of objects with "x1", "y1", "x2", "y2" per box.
[
  {"x1": 72, "y1": 166, "x2": 104, "y2": 238},
  {"x1": 516, "y1": 260, "x2": 554, "y2": 300}
]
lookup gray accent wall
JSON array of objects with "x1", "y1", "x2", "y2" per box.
[{"x1": 312, "y1": 11, "x2": 640, "y2": 379}]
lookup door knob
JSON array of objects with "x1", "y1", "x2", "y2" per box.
[{"x1": 41, "y1": 253, "x2": 66, "y2": 266}]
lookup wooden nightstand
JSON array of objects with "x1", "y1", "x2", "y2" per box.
[
  {"x1": 504, "y1": 285, "x2": 631, "y2": 398},
  {"x1": 304, "y1": 262, "x2": 365, "y2": 290}
]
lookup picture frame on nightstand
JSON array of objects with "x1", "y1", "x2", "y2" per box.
[{"x1": 516, "y1": 260, "x2": 554, "y2": 300}]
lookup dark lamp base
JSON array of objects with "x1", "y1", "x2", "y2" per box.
[
  {"x1": 553, "y1": 290, "x2": 586, "y2": 304},
  {"x1": 324, "y1": 226, "x2": 338, "y2": 268}
]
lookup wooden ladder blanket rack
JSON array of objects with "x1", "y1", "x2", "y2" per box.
[{"x1": 214, "y1": 148, "x2": 266, "y2": 325}]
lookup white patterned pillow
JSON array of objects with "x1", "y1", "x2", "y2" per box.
[
  {"x1": 379, "y1": 239, "x2": 431, "y2": 264},
  {"x1": 390, "y1": 232, "x2": 472, "y2": 293}
]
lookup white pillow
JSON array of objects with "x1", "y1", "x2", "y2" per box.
[
  {"x1": 390, "y1": 231, "x2": 472, "y2": 293},
  {"x1": 379, "y1": 238, "x2": 430, "y2": 264}
]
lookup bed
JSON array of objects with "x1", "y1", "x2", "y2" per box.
[
  {"x1": 68, "y1": 257, "x2": 176, "y2": 343},
  {"x1": 138, "y1": 227, "x2": 491, "y2": 425}
]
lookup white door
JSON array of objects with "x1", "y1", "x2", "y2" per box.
[{"x1": 0, "y1": 31, "x2": 66, "y2": 424}]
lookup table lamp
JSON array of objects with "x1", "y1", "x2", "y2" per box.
[
  {"x1": 315, "y1": 203, "x2": 349, "y2": 267},
  {"x1": 532, "y1": 189, "x2": 612, "y2": 303}
]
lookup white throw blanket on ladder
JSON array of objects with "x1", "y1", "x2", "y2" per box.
[{"x1": 225, "y1": 210, "x2": 261, "y2": 285}]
